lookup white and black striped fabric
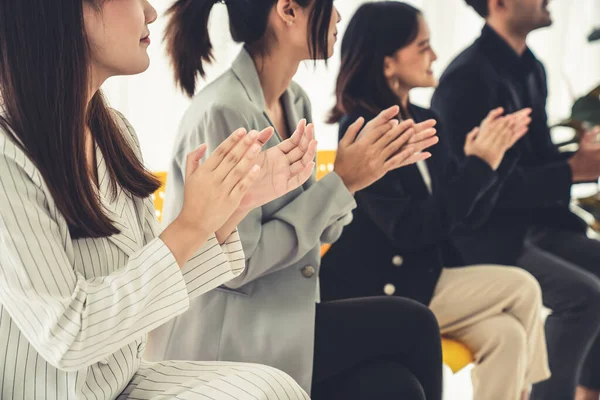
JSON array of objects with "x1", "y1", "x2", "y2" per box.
[{"x1": 0, "y1": 111, "x2": 309, "y2": 400}]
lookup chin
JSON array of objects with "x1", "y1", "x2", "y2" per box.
[
  {"x1": 126, "y1": 57, "x2": 151, "y2": 76},
  {"x1": 418, "y1": 76, "x2": 437, "y2": 88}
]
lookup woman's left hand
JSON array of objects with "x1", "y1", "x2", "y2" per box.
[{"x1": 237, "y1": 119, "x2": 317, "y2": 211}]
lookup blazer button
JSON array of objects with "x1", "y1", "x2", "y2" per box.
[
  {"x1": 383, "y1": 283, "x2": 396, "y2": 296},
  {"x1": 392, "y1": 255, "x2": 404, "y2": 267},
  {"x1": 301, "y1": 266, "x2": 315, "y2": 278}
]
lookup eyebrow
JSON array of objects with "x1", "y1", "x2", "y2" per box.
[{"x1": 417, "y1": 39, "x2": 430, "y2": 47}]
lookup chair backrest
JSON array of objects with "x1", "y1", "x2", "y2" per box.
[{"x1": 152, "y1": 172, "x2": 168, "y2": 223}]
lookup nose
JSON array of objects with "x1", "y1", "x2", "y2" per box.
[
  {"x1": 431, "y1": 48, "x2": 438, "y2": 62},
  {"x1": 145, "y1": 0, "x2": 158, "y2": 25},
  {"x1": 335, "y1": 6, "x2": 341, "y2": 23}
]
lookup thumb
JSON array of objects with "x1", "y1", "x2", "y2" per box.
[
  {"x1": 185, "y1": 144, "x2": 207, "y2": 181},
  {"x1": 341, "y1": 117, "x2": 365, "y2": 146},
  {"x1": 466, "y1": 127, "x2": 479, "y2": 144}
]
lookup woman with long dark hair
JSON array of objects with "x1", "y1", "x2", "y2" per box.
[
  {"x1": 146, "y1": 1, "x2": 442, "y2": 399},
  {"x1": 321, "y1": 3, "x2": 550, "y2": 400},
  {"x1": 0, "y1": 0, "x2": 317, "y2": 398}
]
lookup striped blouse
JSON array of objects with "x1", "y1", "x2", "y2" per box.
[{"x1": 0, "y1": 111, "x2": 245, "y2": 399}]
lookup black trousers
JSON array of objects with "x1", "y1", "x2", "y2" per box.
[
  {"x1": 311, "y1": 297, "x2": 443, "y2": 400},
  {"x1": 518, "y1": 226, "x2": 600, "y2": 399}
]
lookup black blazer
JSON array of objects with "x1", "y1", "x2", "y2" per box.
[
  {"x1": 431, "y1": 25, "x2": 587, "y2": 266},
  {"x1": 319, "y1": 104, "x2": 511, "y2": 305}
]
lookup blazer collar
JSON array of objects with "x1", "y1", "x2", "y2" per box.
[
  {"x1": 231, "y1": 48, "x2": 300, "y2": 137},
  {"x1": 95, "y1": 144, "x2": 143, "y2": 256}
]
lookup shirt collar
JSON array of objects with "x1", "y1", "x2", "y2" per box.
[{"x1": 480, "y1": 24, "x2": 538, "y2": 77}]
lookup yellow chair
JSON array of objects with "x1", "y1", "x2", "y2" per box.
[
  {"x1": 152, "y1": 151, "x2": 475, "y2": 374},
  {"x1": 152, "y1": 172, "x2": 168, "y2": 223},
  {"x1": 315, "y1": 150, "x2": 475, "y2": 374}
]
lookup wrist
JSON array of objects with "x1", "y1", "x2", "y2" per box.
[
  {"x1": 334, "y1": 168, "x2": 357, "y2": 195},
  {"x1": 172, "y1": 214, "x2": 212, "y2": 247},
  {"x1": 161, "y1": 216, "x2": 212, "y2": 268}
]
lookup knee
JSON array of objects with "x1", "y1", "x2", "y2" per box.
[
  {"x1": 488, "y1": 316, "x2": 528, "y2": 354},
  {"x1": 504, "y1": 267, "x2": 544, "y2": 307},
  {"x1": 369, "y1": 296, "x2": 440, "y2": 337},
  {"x1": 567, "y1": 275, "x2": 600, "y2": 317},
  {"x1": 356, "y1": 361, "x2": 426, "y2": 400}
]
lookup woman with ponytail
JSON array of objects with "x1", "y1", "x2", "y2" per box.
[
  {"x1": 147, "y1": 1, "x2": 442, "y2": 399},
  {"x1": 0, "y1": 0, "x2": 316, "y2": 398}
]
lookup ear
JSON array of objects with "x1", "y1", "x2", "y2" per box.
[
  {"x1": 276, "y1": 0, "x2": 299, "y2": 26},
  {"x1": 383, "y1": 55, "x2": 396, "y2": 79},
  {"x1": 489, "y1": 0, "x2": 507, "y2": 14}
]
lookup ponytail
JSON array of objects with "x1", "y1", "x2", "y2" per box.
[
  {"x1": 165, "y1": 0, "x2": 220, "y2": 97},
  {"x1": 165, "y1": 0, "x2": 334, "y2": 98}
]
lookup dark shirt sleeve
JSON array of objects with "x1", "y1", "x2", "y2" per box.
[{"x1": 431, "y1": 65, "x2": 573, "y2": 210}]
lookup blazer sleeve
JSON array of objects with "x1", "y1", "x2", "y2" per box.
[
  {"x1": 431, "y1": 66, "x2": 572, "y2": 210},
  {"x1": 182, "y1": 103, "x2": 356, "y2": 289},
  {"x1": 355, "y1": 145, "x2": 498, "y2": 252},
  {"x1": 0, "y1": 123, "x2": 243, "y2": 373}
]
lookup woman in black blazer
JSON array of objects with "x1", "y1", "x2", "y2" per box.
[{"x1": 321, "y1": 3, "x2": 550, "y2": 400}]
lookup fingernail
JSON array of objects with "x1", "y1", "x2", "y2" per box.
[
  {"x1": 237, "y1": 129, "x2": 246, "y2": 137},
  {"x1": 249, "y1": 131, "x2": 258, "y2": 139}
]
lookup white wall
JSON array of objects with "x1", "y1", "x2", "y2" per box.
[{"x1": 102, "y1": 0, "x2": 600, "y2": 172}]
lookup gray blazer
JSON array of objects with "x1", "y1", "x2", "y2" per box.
[{"x1": 146, "y1": 48, "x2": 356, "y2": 393}]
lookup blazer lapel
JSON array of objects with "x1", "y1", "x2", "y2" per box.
[{"x1": 95, "y1": 145, "x2": 142, "y2": 257}]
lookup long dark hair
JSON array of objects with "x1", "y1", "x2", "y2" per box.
[
  {"x1": 328, "y1": 2, "x2": 421, "y2": 123},
  {"x1": 0, "y1": 0, "x2": 160, "y2": 239},
  {"x1": 165, "y1": 0, "x2": 334, "y2": 97}
]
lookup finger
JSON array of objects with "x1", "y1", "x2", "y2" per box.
[
  {"x1": 412, "y1": 119, "x2": 437, "y2": 134},
  {"x1": 277, "y1": 119, "x2": 306, "y2": 153},
  {"x1": 185, "y1": 144, "x2": 207, "y2": 181},
  {"x1": 287, "y1": 161, "x2": 316, "y2": 192},
  {"x1": 379, "y1": 126, "x2": 414, "y2": 159},
  {"x1": 510, "y1": 108, "x2": 532, "y2": 119},
  {"x1": 466, "y1": 127, "x2": 479, "y2": 144},
  {"x1": 490, "y1": 117, "x2": 514, "y2": 146},
  {"x1": 203, "y1": 128, "x2": 247, "y2": 171},
  {"x1": 374, "y1": 119, "x2": 415, "y2": 148},
  {"x1": 286, "y1": 123, "x2": 315, "y2": 163},
  {"x1": 385, "y1": 150, "x2": 432, "y2": 171},
  {"x1": 257, "y1": 126, "x2": 275, "y2": 145},
  {"x1": 390, "y1": 135, "x2": 439, "y2": 160},
  {"x1": 340, "y1": 117, "x2": 365, "y2": 147},
  {"x1": 359, "y1": 119, "x2": 400, "y2": 145},
  {"x1": 408, "y1": 127, "x2": 437, "y2": 144},
  {"x1": 483, "y1": 107, "x2": 504, "y2": 125},
  {"x1": 230, "y1": 164, "x2": 261, "y2": 199},
  {"x1": 222, "y1": 139, "x2": 262, "y2": 193},
  {"x1": 508, "y1": 126, "x2": 529, "y2": 147},
  {"x1": 215, "y1": 130, "x2": 260, "y2": 183},
  {"x1": 380, "y1": 126, "x2": 415, "y2": 160},
  {"x1": 289, "y1": 139, "x2": 318, "y2": 175},
  {"x1": 361, "y1": 105, "x2": 401, "y2": 133}
]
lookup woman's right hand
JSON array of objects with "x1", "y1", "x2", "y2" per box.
[
  {"x1": 161, "y1": 128, "x2": 265, "y2": 266},
  {"x1": 334, "y1": 106, "x2": 438, "y2": 194},
  {"x1": 464, "y1": 107, "x2": 531, "y2": 170}
]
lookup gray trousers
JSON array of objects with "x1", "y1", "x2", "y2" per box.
[{"x1": 519, "y1": 226, "x2": 600, "y2": 400}]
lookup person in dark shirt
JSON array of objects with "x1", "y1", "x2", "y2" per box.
[
  {"x1": 432, "y1": 1, "x2": 600, "y2": 399},
  {"x1": 320, "y1": 2, "x2": 551, "y2": 399}
]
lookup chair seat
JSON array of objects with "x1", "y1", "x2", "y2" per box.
[{"x1": 442, "y1": 337, "x2": 474, "y2": 373}]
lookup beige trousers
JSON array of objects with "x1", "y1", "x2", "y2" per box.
[{"x1": 429, "y1": 266, "x2": 551, "y2": 400}]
